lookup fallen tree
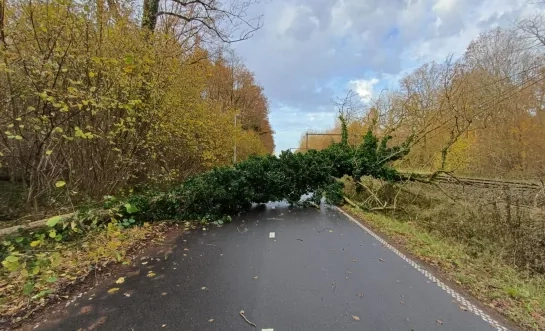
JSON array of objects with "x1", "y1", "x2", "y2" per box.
[{"x1": 121, "y1": 116, "x2": 411, "y2": 222}]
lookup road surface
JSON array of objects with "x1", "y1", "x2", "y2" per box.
[{"x1": 36, "y1": 202, "x2": 508, "y2": 331}]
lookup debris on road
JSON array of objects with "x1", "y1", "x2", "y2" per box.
[{"x1": 239, "y1": 310, "x2": 257, "y2": 327}]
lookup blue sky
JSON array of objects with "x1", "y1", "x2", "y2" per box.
[{"x1": 233, "y1": 0, "x2": 540, "y2": 153}]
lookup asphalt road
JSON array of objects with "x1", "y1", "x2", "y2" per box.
[{"x1": 37, "y1": 202, "x2": 507, "y2": 331}]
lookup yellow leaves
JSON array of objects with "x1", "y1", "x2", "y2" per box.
[
  {"x1": 88, "y1": 72, "x2": 96, "y2": 78},
  {"x1": 2, "y1": 255, "x2": 20, "y2": 272},
  {"x1": 30, "y1": 240, "x2": 41, "y2": 247},
  {"x1": 55, "y1": 181, "x2": 66, "y2": 188},
  {"x1": 108, "y1": 287, "x2": 120, "y2": 294},
  {"x1": 74, "y1": 126, "x2": 94, "y2": 139},
  {"x1": 115, "y1": 277, "x2": 125, "y2": 284},
  {"x1": 46, "y1": 150, "x2": 53, "y2": 155}
]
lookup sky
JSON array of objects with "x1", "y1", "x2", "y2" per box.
[{"x1": 232, "y1": 0, "x2": 541, "y2": 153}]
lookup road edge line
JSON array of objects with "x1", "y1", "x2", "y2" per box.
[{"x1": 336, "y1": 206, "x2": 509, "y2": 331}]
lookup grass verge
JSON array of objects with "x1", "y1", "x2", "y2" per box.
[
  {"x1": 344, "y1": 206, "x2": 545, "y2": 330},
  {"x1": 0, "y1": 221, "x2": 171, "y2": 328}
]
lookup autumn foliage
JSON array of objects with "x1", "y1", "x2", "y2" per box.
[
  {"x1": 0, "y1": 0, "x2": 273, "y2": 219},
  {"x1": 301, "y1": 27, "x2": 545, "y2": 181}
]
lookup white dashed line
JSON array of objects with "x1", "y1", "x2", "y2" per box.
[
  {"x1": 336, "y1": 207, "x2": 509, "y2": 331},
  {"x1": 262, "y1": 329, "x2": 274, "y2": 331},
  {"x1": 269, "y1": 232, "x2": 276, "y2": 238}
]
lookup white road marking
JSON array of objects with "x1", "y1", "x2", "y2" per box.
[
  {"x1": 336, "y1": 207, "x2": 509, "y2": 331},
  {"x1": 262, "y1": 329, "x2": 274, "y2": 331},
  {"x1": 269, "y1": 232, "x2": 275, "y2": 238}
]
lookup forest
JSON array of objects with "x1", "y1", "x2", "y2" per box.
[{"x1": 0, "y1": 0, "x2": 274, "y2": 221}]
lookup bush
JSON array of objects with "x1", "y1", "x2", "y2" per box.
[{"x1": 344, "y1": 176, "x2": 545, "y2": 274}]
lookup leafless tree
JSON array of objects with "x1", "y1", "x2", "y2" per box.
[{"x1": 143, "y1": 0, "x2": 263, "y2": 43}]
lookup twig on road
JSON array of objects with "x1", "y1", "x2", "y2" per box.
[{"x1": 239, "y1": 310, "x2": 256, "y2": 327}]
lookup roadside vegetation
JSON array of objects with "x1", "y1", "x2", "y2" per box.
[{"x1": 0, "y1": 0, "x2": 274, "y2": 223}]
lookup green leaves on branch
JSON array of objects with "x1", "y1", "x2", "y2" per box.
[{"x1": 121, "y1": 116, "x2": 409, "y2": 222}]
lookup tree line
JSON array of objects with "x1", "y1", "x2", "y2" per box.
[
  {"x1": 0, "y1": 0, "x2": 273, "y2": 219},
  {"x1": 301, "y1": 19, "x2": 545, "y2": 180}
]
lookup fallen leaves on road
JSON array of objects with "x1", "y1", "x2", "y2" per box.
[
  {"x1": 459, "y1": 305, "x2": 468, "y2": 311},
  {"x1": 357, "y1": 293, "x2": 364, "y2": 298},
  {"x1": 379, "y1": 258, "x2": 385, "y2": 262},
  {"x1": 107, "y1": 287, "x2": 119, "y2": 294},
  {"x1": 253, "y1": 276, "x2": 259, "y2": 279},
  {"x1": 201, "y1": 286, "x2": 207, "y2": 290},
  {"x1": 115, "y1": 277, "x2": 125, "y2": 284},
  {"x1": 352, "y1": 260, "x2": 358, "y2": 263},
  {"x1": 147, "y1": 271, "x2": 156, "y2": 278},
  {"x1": 436, "y1": 319, "x2": 444, "y2": 325},
  {"x1": 79, "y1": 305, "x2": 92, "y2": 315},
  {"x1": 209, "y1": 318, "x2": 214, "y2": 322},
  {"x1": 352, "y1": 315, "x2": 360, "y2": 321}
]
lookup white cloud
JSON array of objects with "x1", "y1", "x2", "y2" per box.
[
  {"x1": 433, "y1": 0, "x2": 456, "y2": 13},
  {"x1": 349, "y1": 78, "x2": 380, "y2": 102}
]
